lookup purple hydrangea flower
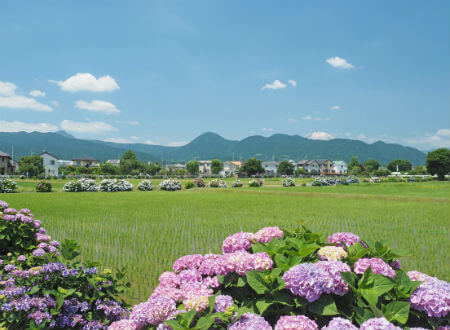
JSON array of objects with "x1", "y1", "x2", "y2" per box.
[
  {"x1": 32, "y1": 248, "x2": 46, "y2": 257},
  {"x1": 327, "y1": 232, "x2": 367, "y2": 248},
  {"x1": 274, "y1": 315, "x2": 318, "y2": 330},
  {"x1": 360, "y1": 317, "x2": 401, "y2": 330},
  {"x1": 254, "y1": 226, "x2": 283, "y2": 243},
  {"x1": 158, "y1": 271, "x2": 179, "y2": 288},
  {"x1": 322, "y1": 317, "x2": 358, "y2": 330},
  {"x1": 222, "y1": 232, "x2": 254, "y2": 253},
  {"x1": 353, "y1": 258, "x2": 396, "y2": 278},
  {"x1": 0, "y1": 200, "x2": 9, "y2": 209},
  {"x1": 214, "y1": 294, "x2": 233, "y2": 312},
  {"x1": 228, "y1": 313, "x2": 271, "y2": 330},
  {"x1": 129, "y1": 297, "x2": 176, "y2": 326},
  {"x1": 409, "y1": 275, "x2": 450, "y2": 318},
  {"x1": 172, "y1": 254, "x2": 204, "y2": 272},
  {"x1": 108, "y1": 319, "x2": 139, "y2": 330}
]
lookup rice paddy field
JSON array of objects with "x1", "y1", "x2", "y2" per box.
[{"x1": 1, "y1": 179, "x2": 449, "y2": 304}]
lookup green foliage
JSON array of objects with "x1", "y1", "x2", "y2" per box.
[
  {"x1": 408, "y1": 166, "x2": 427, "y2": 175},
  {"x1": 348, "y1": 156, "x2": 360, "y2": 171},
  {"x1": 99, "y1": 163, "x2": 119, "y2": 175},
  {"x1": 277, "y1": 161, "x2": 295, "y2": 175},
  {"x1": 387, "y1": 160, "x2": 412, "y2": 172},
  {"x1": 295, "y1": 167, "x2": 307, "y2": 176},
  {"x1": 36, "y1": 181, "x2": 52, "y2": 192},
  {"x1": 211, "y1": 159, "x2": 223, "y2": 175},
  {"x1": 426, "y1": 148, "x2": 450, "y2": 180},
  {"x1": 364, "y1": 159, "x2": 380, "y2": 172},
  {"x1": 241, "y1": 158, "x2": 265, "y2": 176},
  {"x1": 186, "y1": 161, "x2": 200, "y2": 175},
  {"x1": 146, "y1": 162, "x2": 162, "y2": 176},
  {"x1": 374, "y1": 169, "x2": 391, "y2": 176},
  {"x1": 185, "y1": 182, "x2": 195, "y2": 189},
  {"x1": 121, "y1": 150, "x2": 137, "y2": 161},
  {"x1": 18, "y1": 155, "x2": 44, "y2": 177}
]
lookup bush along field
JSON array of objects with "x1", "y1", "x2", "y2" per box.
[{"x1": 1, "y1": 200, "x2": 448, "y2": 329}]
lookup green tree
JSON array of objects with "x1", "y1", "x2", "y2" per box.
[
  {"x1": 145, "y1": 162, "x2": 162, "y2": 176},
  {"x1": 348, "y1": 156, "x2": 360, "y2": 171},
  {"x1": 408, "y1": 166, "x2": 427, "y2": 175},
  {"x1": 426, "y1": 148, "x2": 450, "y2": 180},
  {"x1": 120, "y1": 150, "x2": 144, "y2": 174},
  {"x1": 363, "y1": 159, "x2": 380, "y2": 172},
  {"x1": 211, "y1": 159, "x2": 223, "y2": 175},
  {"x1": 121, "y1": 150, "x2": 137, "y2": 161},
  {"x1": 186, "y1": 161, "x2": 199, "y2": 175},
  {"x1": 241, "y1": 158, "x2": 265, "y2": 176},
  {"x1": 99, "y1": 163, "x2": 118, "y2": 175},
  {"x1": 18, "y1": 155, "x2": 44, "y2": 177},
  {"x1": 277, "y1": 161, "x2": 295, "y2": 175},
  {"x1": 295, "y1": 167, "x2": 307, "y2": 176},
  {"x1": 387, "y1": 159, "x2": 412, "y2": 172},
  {"x1": 374, "y1": 168, "x2": 391, "y2": 176}
]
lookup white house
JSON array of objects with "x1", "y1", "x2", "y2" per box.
[
  {"x1": 40, "y1": 152, "x2": 59, "y2": 176},
  {"x1": 221, "y1": 161, "x2": 243, "y2": 176},
  {"x1": 332, "y1": 161, "x2": 347, "y2": 174},
  {"x1": 262, "y1": 161, "x2": 279, "y2": 175},
  {"x1": 58, "y1": 160, "x2": 74, "y2": 167},
  {"x1": 106, "y1": 159, "x2": 120, "y2": 167},
  {"x1": 199, "y1": 160, "x2": 212, "y2": 175},
  {"x1": 297, "y1": 160, "x2": 319, "y2": 174},
  {"x1": 165, "y1": 163, "x2": 186, "y2": 171}
]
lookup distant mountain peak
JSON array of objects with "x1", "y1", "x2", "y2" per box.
[{"x1": 55, "y1": 130, "x2": 75, "y2": 139}]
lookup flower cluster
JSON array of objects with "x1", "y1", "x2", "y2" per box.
[
  {"x1": 254, "y1": 226, "x2": 283, "y2": 243},
  {"x1": 231, "y1": 179, "x2": 243, "y2": 188},
  {"x1": 193, "y1": 178, "x2": 205, "y2": 188},
  {"x1": 327, "y1": 232, "x2": 367, "y2": 248},
  {"x1": 35, "y1": 181, "x2": 52, "y2": 192},
  {"x1": 208, "y1": 179, "x2": 227, "y2": 188},
  {"x1": 249, "y1": 178, "x2": 264, "y2": 187},
  {"x1": 407, "y1": 271, "x2": 450, "y2": 318},
  {"x1": 159, "y1": 179, "x2": 182, "y2": 191},
  {"x1": 274, "y1": 315, "x2": 318, "y2": 330},
  {"x1": 0, "y1": 178, "x2": 18, "y2": 193},
  {"x1": 63, "y1": 178, "x2": 99, "y2": 192},
  {"x1": 137, "y1": 180, "x2": 154, "y2": 191},
  {"x1": 99, "y1": 179, "x2": 133, "y2": 192},
  {"x1": 317, "y1": 246, "x2": 348, "y2": 261},
  {"x1": 322, "y1": 317, "x2": 358, "y2": 329},
  {"x1": 282, "y1": 177, "x2": 296, "y2": 187},
  {"x1": 353, "y1": 258, "x2": 396, "y2": 278},
  {"x1": 283, "y1": 261, "x2": 351, "y2": 302},
  {"x1": 222, "y1": 232, "x2": 255, "y2": 253},
  {"x1": 228, "y1": 312, "x2": 271, "y2": 330}
]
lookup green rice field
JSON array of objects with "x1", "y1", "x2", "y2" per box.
[{"x1": 1, "y1": 179, "x2": 449, "y2": 304}]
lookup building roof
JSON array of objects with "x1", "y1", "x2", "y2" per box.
[
  {"x1": 72, "y1": 157, "x2": 98, "y2": 161},
  {"x1": 0, "y1": 150, "x2": 11, "y2": 158},
  {"x1": 316, "y1": 159, "x2": 332, "y2": 164},
  {"x1": 106, "y1": 159, "x2": 120, "y2": 164},
  {"x1": 39, "y1": 151, "x2": 59, "y2": 160},
  {"x1": 333, "y1": 160, "x2": 347, "y2": 165}
]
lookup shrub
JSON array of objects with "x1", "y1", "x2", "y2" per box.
[
  {"x1": 0, "y1": 178, "x2": 18, "y2": 193},
  {"x1": 231, "y1": 180, "x2": 243, "y2": 188},
  {"x1": 282, "y1": 177, "x2": 296, "y2": 187},
  {"x1": 111, "y1": 226, "x2": 449, "y2": 330},
  {"x1": 184, "y1": 182, "x2": 195, "y2": 189},
  {"x1": 63, "y1": 179, "x2": 99, "y2": 192},
  {"x1": 159, "y1": 179, "x2": 182, "y2": 191},
  {"x1": 208, "y1": 179, "x2": 227, "y2": 188},
  {"x1": 36, "y1": 181, "x2": 52, "y2": 192},
  {"x1": 369, "y1": 177, "x2": 381, "y2": 183},
  {"x1": 0, "y1": 201, "x2": 129, "y2": 329},
  {"x1": 193, "y1": 178, "x2": 206, "y2": 188},
  {"x1": 99, "y1": 179, "x2": 133, "y2": 192},
  {"x1": 249, "y1": 178, "x2": 263, "y2": 187},
  {"x1": 137, "y1": 180, "x2": 154, "y2": 191}
]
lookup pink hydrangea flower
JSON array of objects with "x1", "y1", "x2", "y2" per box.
[
  {"x1": 360, "y1": 317, "x2": 401, "y2": 330},
  {"x1": 254, "y1": 226, "x2": 283, "y2": 243},
  {"x1": 172, "y1": 254, "x2": 204, "y2": 272},
  {"x1": 353, "y1": 258, "x2": 396, "y2": 278},
  {"x1": 108, "y1": 319, "x2": 140, "y2": 330},
  {"x1": 274, "y1": 315, "x2": 318, "y2": 330},
  {"x1": 158, "y1": 271, "x2": 179, "y2": 288},
  {"x1": 222, "y1": 232, "x2": 254, "y2": 253},
  {"x1": 129, "y1": 297, "x2": 176, "y2": 327},
  {"x1": 327, "y1": 232, "x2": 367, "y2": 248},
  {"x1": 322, "y1": 317, "x2": 358, "y2": 330}
]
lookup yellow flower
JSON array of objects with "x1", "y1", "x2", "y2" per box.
[{"x1": 103, "y1": 268, "x2": 112, "y2": 275}]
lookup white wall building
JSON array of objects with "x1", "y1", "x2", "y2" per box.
[
  {"x1": 40, "y1": 152, "x2": 59, "y2": 176},
  {"x1": 297, "y1": 160, "x2": 319, "y2": 173},
  {"x1": 332, "y1": 160, "x2": 347, "y2": 174},
  {"x1": 199, "y1": 160, "x2": 212, "y2": 175},
  {"x1": 262, "y1": 161, "x2": 279, "y2": 175}
]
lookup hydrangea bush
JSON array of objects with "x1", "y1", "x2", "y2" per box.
[
  {"x1": 111, "y1": 226, "x2": 449, "y2": 329},
  {"x1": 159, "y1": 179, "x2": 182, "y2": 191},
  {"x1": 249, "y1": 179, "x2": 264, "y2": 187},
  {"x1": 231, "y1": 180, "x2": 243, "y2": 188},
  {"x1": 137, "y1": 180, "x2": 154, "y2": 191},
  {"x1": 36, "y1": 181, "x2": 52, "y2": 193},
  {"x1": 282, "y1": 177, "x2": 296, "y2": 187},
  {"x1": 0, "y1": 178, "x2": 18, "y2": 193},
  {"x1": 63, "y1": 179, "x2": 99, "y2": 192},
  {"x1": 99, "y1": 179, "x2": 133, "y2": 192},
  {"x1": 208, "y1": 179, "x2": 227, "y2": 188},
  {"x1": 0, "y1": 200, "x2": 129, "y2": 329},
  {"x1": 193, "y1": 178, "x2": 206, "y2": 188}
]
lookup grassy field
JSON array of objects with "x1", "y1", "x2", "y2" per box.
[{"x1": 1, "y1": 179, "x2": 449, "y2": 304}]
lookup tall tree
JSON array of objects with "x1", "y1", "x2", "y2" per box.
[
  {"x1": 120, "y1": 150, "x2": 144, "y2": 174},
  {"x1": 348, "y1": 156, "x2": 360, "y2": 171},
  {"x1": 364, "y1": 159, "x2": 380, "y2": 172},
  {"x1": 387, "y1": 159, "x2": 412, "y2": 172},
  {"x1": 277, "y1": 161, "x2": 295, "y2": 175},
  {"x1": 186, "y1": 161, "x2": 199, "y2": 175},
  {"x1": 241, "y1": 158, "x2": 265, "y2": 176},
  {"x1": 18, "y1": 155, "x2": 44, "y2": 177},
  {"x1": 211, "y1": 159, "x2": 223, "y2": 175},
  {"x1": 426, "y1": 148, "x2": 450, "y2": 180}
]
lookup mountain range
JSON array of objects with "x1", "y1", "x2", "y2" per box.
[{"x1": 0, "y1": 131, "x2": 426, "y2": 165}]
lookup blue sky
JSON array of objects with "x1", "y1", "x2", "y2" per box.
[{"x1": 0, "y1": 0, "x2": 449, "y2": 150}]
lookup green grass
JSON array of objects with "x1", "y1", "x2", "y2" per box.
[{"x1": 1, "y1": 180, "x2": 449, "y2": 304}]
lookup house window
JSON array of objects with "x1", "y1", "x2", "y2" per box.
[{"x1": 50, "y1": 160, "x2": 55, "y2": 165}]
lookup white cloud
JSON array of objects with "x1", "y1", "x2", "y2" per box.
[
  {"x1": 288, "y1": 118, "x2": 298, "y2": 123},
  {"x1": 330, "y1": 105, "x2": 341, "y2": 110},
  {"x1": 75, "y1": 100, "x2": 120, "y2": 114},
  {"x1": 131, "y1": 136, "x2": 139, "y2": 140},
  {"x1": 0, "y1": 81, "x2": 52, "y2": 112},
  {"x1": 307, "y1": 131, "x2": 334, "y2": 140},
  {"x1": 167, "y1": 141, "x2": 188, "y2": 147},
  {"x1": 345, "y1": 132, "x2": 351, "y2": 137},
  {"x1": 60, "y1": 120, "x2": 117, "y2": 133},
  {"x1": 29, "y1": 90, "x2": 45, "y2": 97},
  {"x1": 404, "y1": 129, "x2": 450, "y2": 149},
  {"x1": 437, "y1": 129, "x2": 450, "y2": 137},
  {"x1": 0, "y1": 120, "x2": 58, "y2": 133},
  {"x1": 301, "y1": 116, "x2": 312, "y2": 120},
  {"x1": 288, "y1": 80, "x2": 297, "y2": 87},
  {"x1": 262, "y1": 127, "x2": 274, "y2": 132},
  {"x1": 127, "y1": 120, "x2": 140, "y2": 125},
  {"x1": 261, "y1": 80, "x2": 286, "y2": 90},
  {"x1": 145, "y1": 140, "x2": 156, "y2": 145},
  {"x1": 357, "y1": 134, "x2": 366, "y2": 140},
  {"x1": 104, "y1": 138, "x2": 132, "y2": 143},
  {"x1": 326, "y1": 57, "x2": 354, "y2": 69},
  {"x1": 51, "y1": 100, "x2": 60, "y2": 107},
  {"x1": 314, "y1": 117, "x2": 322, "y2": 121},
  {"x1": 50, "y1": 73, "x2": 119, "y2": 92}
]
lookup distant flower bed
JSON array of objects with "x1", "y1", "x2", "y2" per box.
[
  {"x1": 0, "y1": 200, "x2": 128, "y2": 329},
  {"x1": 312, "y1": 176, "x2": 360, "y2": 186},
  {"x1": 193, "y1": 178, "x2": 206, "y2": 188},
  {"x1": 63, "y1": 178, "x2": 99, "y2": 192},
  {"x1": 249, "y1": 178, "x2": 264, "y2": 187},
  {"x1": 0, "y1": 178, "x2": 18, "y2": 193},
  {"x1": 35, "y1": 181, "x2": 52, "y2": 192},
  {"x1": 208, "y1": 179, "x2": 227, "y2": 188},
  {"x1": 231, "y1": 179, "x2": 243, "y2": 188},
  {"x1": 282, "y1": 177, "x2": 296, "y2": 187},
  {"x1": 100, "y1": 179, "x2": 133, "y2": 192},
  {"x1": 137, "y1": 180, "x2": 154, "y2": 191},
  {"x1": 370, "y1": 176, "x2": 381, "y2": 183},
  {"x1": 159, "y1": 179, "x2": 182, "y2": 191}
]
